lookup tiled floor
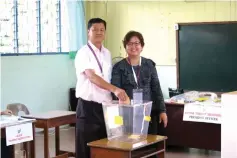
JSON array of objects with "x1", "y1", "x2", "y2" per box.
[{"x1": 31, "y1": 127, "x2": 220, "y2": 158}]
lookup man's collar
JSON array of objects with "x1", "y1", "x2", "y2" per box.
[{"x1": 88, "y1": 41, "x2": 104, "y2": 52}]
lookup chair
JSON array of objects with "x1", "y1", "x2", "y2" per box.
[
  {"x1": 6, "y1": 103, "x2": 30, "y2": 157},
  {"x1": 6, "y1": 103, "x2": 30, "y2": 116}
]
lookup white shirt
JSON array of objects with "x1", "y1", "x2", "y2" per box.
[{"x1": 74, "y1": 41, "x2": 112, "y2": 103}]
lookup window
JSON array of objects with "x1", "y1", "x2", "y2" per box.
[
  {"x1": 18, "y1": 0, "x2": 38, "y2": 53},
  {"x1": 61, "y1": 0, "x2": 69, "y2": 52},
  {"x1": 0, "y1": 0, "x2": 69, "y2": 55},
  {"x1": 0, "y1": 0, "x2": 14, "y2": 53},
  {"x1": 41, "y1": 0, "x2": 58, "y2": 52}
]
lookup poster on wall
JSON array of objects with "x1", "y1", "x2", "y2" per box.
[{"x1": 183, "y1": 102, "x2": 221, "y2": 124}]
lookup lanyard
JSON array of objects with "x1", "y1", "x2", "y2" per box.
[
  {"x1": 127, "y1": 57, "x2": 142, "y2": 88},
  {"x1": 87, "y1": 43, "x2": 103, "y2": 74}
]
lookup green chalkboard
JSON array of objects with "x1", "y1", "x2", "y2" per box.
[{"x1": 177, "y1": 22, "x2": 237, "y2": 92}]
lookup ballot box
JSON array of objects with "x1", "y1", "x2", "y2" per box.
[{"x1": 102, "y1": 101, "x2": 152, "y2": 142}]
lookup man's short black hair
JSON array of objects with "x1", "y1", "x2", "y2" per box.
[{"x1": 87, "y1": 18, "x2": 106, "y2": 30}]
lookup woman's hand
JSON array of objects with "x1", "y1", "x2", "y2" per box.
[
  {"x1": 159, "y1": 112, "x2": 168, "y2": 128},
  {"x1": 1, "y1": 109, "x2": 13, "y2": 116}
]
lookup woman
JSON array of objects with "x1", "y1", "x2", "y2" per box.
[
  {"x1": 111, "y1": 30, "x2": 168, "y2": 138},
  {"x1": 1, "y1": 109, "x2": 13, "y2": 158}
]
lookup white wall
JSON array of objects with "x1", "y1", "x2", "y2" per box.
[{"x1": 157, "y1": 65, "x2": 177, "y2": 98}]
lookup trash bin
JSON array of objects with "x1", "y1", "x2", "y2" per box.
[{"x1": 102, "y1": 101, "x2": 152, "y2": 142}]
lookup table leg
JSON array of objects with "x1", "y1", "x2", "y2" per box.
[
  {"x1": 75, "y1": 126, "x2": 76, "y2": 157},
  {"x1": 55, "y1": 126, "x2": 60, "y2": 156},
  {"x1": 158, "y1": 152, "x2": 165, "y2": 158},
  {"x1": 44, "y1": 127, "x2": 49, "y2": 158},
  {"x1": 10, "y1": 145, "x2": 15, "y2": 158},
  {"x1": 23, "y1": 142, "x2": 28, "y2": 158},
  {"x1": 157, "y1": 140, "x2": 165, "y2": 158},
  {"x1": 30, "y1": 125, "x2": 36, "y2": 158}
]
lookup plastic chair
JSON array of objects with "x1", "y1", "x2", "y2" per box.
[
  {"x1": 6, "y1": 103, "x2": 30, "y2": 157},
  {"x1": 6, "y1": 103, "x2": 30, "y2": 116}
]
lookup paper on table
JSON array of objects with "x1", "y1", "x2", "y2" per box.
[
  {"x1": 0, "y1": 115, "x2": 35, "y2": 127},
  {"x1": 0, "y1": 115, "x2": 19, "y2": 126},
  {"x1": 106, "y1": 106, "x2": 121, "y2": 129},
  {"x1": 1, "y1": 115, "x2": 19, "y2": 121}
]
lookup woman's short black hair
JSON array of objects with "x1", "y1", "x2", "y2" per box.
[
  {"x1": 123, "y1": 31, "x2": 145, "y2": 48},
  {"x1": 87, "y1": 18, "x2": 106, "y2": 30}
]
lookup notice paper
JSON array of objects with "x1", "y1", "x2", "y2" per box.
[{"x1": 183, "y1": 102, "x2": 221, "y2": 124}]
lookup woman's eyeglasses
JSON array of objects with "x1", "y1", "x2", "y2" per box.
[{"x1": 127, "y1": 42, "x2": 141, "y2": 47}]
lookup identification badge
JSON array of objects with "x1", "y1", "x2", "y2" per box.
[{"x1": 133, "y1": 89, "x2": 143, "y2": 104}]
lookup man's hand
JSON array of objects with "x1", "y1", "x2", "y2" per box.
[
  {"x1": 159, "y1": 112, "x2": 168, "y2": 128},
  {"x1": 1, "y1": 109, "x2": 13, "y2": 116},
  {"x1": 119, "y1": 95, "x2": 131, "y2": 105},
  {"x1": 113, "y1": 87, "x2": 127, "y2": 101}
]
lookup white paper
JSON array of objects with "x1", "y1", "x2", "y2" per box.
[
  {"x1": 0, "y1": 116, "x2": 35, "y2": 128},
  {"x1": 6, "y1": 122, "x2": 33, "y2": 146},
  {"x1": 183, "y1": 102, "x2": 221, "y2": 124},
  {"x1": 106, "y1": 106, "x2": 120, "y2": 129},
  {"x1": 1, "y1": 115, "x2": 19, "y2": 121}
]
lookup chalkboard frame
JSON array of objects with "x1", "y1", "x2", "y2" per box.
[{"x1": 176, "y1": 21, "x2": 237, "y2": 93}]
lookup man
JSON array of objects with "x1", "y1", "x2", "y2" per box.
[{"x1": 74, "y1": 18, "x2": 128, "y2": 158}]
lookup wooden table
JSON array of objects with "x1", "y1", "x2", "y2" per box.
[
  {"x1": 87, "y1": 135, "x2": 167, "y2": 158},
  {"x1": 164, "y1": 102, "x2": 221, "y2": 151},
  {"x1": 0, "y1": 119, "x2": 35, "y2": 158},
  {"x1": 22, "y1": 110, "x2": 76, "y2": 158}
]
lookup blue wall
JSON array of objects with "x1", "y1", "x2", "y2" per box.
[{"x1": 1, "y1": 55, "x2": 76, "y2": 113}]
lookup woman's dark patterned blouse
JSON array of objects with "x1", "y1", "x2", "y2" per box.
[{"x1": 111, "y1": 57, "x2": 166, "y2": 114}]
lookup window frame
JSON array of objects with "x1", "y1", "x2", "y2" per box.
[{"x1": 1, "y1": 0, "x2": 69, "y2": 56}]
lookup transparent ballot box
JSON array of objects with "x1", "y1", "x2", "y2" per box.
[{"x1": 102, "y1": 101, "x2": 152, "y2": 142}]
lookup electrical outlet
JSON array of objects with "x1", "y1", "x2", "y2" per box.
[{"x1": 174, "y1": 24, "x2": 179, "y2": 30}]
